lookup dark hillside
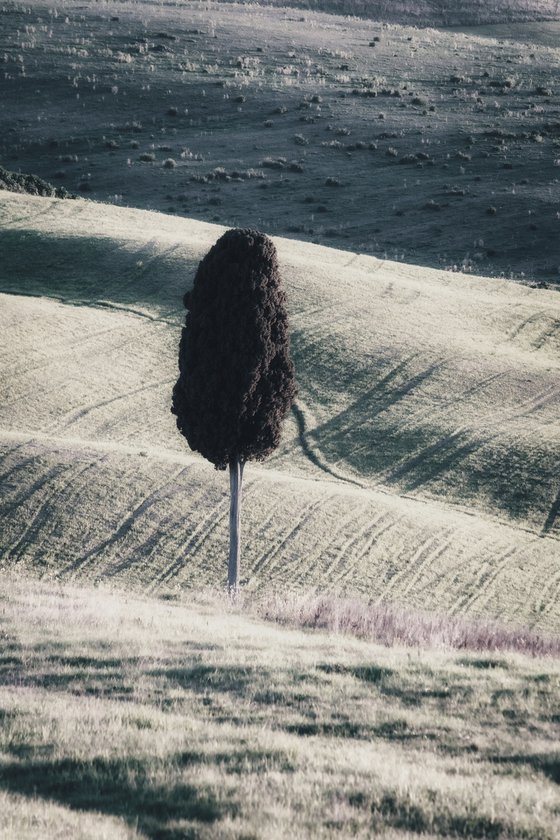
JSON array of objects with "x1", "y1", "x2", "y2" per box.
[{"x1": 215, "y1": 0, "x2": 560, "y2": 26}]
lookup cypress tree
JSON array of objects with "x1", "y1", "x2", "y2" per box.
[{"x1": 171, "y1": 228, "x2": 296, "y2": 593}]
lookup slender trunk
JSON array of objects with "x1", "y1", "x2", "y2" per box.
[{"x1": 228, "y1": 457, "x2": 244, "y2": 596}]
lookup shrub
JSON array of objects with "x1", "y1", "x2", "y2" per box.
[
  {"x1": 163, "y1": 158, "x2": 176, "y2": 169},
  {"x1": 261, "y1": 157, "x2": 286, "y2": 169},
  {"x1": 254, "y1": 592, "x2": 560, "y2": 655},
  {"x1": 0, "y1": 166, "x2": 73, "y2": 199}
]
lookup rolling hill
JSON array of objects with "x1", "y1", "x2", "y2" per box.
[
  {"x1": 1, "y1": 191, "x2": 558, "y2": 631},
  {"x1": 2, "y1": 3, "x2": 559, "y2": 837}
]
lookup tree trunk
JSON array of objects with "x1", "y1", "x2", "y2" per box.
[{"x1": 228, "y1": 458, "x2": 244, "y2": 595}]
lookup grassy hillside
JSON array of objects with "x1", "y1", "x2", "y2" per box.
[
  {"x1": 1, "y1": 1, "x2": 559, "y2": 285},
  {"x1": 1, "y1": 192, "x2": 559, "y2": 630},
  {"x1": 1, "y1": 574, "x2": 558, "y2": 839}
]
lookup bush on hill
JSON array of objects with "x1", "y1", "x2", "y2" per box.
[{"x1": 0, "y1": 166, "x2": 74, "y2": 199}]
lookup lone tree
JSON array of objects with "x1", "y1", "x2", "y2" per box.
[{"x1": 171, "y1": 228, "x2": 296, "y2": 593}]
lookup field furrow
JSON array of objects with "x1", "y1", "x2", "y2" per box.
[{"x1": 1, "y1": 431, "x2": 558, "y2": 629}]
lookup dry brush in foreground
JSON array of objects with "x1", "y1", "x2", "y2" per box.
[{"x1": 252, "y1": 591, "x2": 560, "y2": 657}]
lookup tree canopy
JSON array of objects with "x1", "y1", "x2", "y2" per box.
[{"x1": 171, "y1": 228, "x2": 296, "y2": 470}]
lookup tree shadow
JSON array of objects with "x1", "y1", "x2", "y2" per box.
[
  {"x1": 306, "y1": 362, "x2": 558, "y2": 523},
  {"x1": 0, "y1": 755, "x2": 238, "y2": 838},
  {"x1": 541, "y1": 484, "x2": 560, "y2": 535}
]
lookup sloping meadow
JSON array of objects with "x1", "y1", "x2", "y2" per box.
[
  {"x1": 0, "y1": 574, "x2": 559, "y2": 839},
  {"x1": 0, "y1": 192, "x2": 559, "y2": 630}
]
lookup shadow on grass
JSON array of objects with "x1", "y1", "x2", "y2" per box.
[
  {"x1": 298, "y1": 352, "x2": 557, "y2": 524},
  {"x1": 0, "y1": 228, "x2": 190, "y2": 317},
  {"x1": 176, "y1": 748, "x2": 295, "y2": 774},
  {"x1": 317, "y1": 662, "x2": 473, "y2": 708},
  {"x1": 0, "y1": 652, "x2": 138, "y2": 699},
  {"x1": 0, "y1": 755, "x2": 239, "y2": 839},
  {"x1": 487, "y1": 753, "x2": 560, "y2": 785},
  {"x1": 456, "y1": 657, "x2": 510, "y2": 670},
  {"x1": 285, "y1": 717, "x2": 445, "y2": 745},
  {"x1": 151, "y1": 664, "x2": 272, "y2": 697},
  {"x1": 317, "y1": 663, "x2": 393, "y2": 683},
  {"x1": 365, "y1": 789, "x2": 552, "y2": 840}
]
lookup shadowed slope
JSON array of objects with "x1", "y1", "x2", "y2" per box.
[
  {"x1": 2, "y1": 2, "x2": 559, "y2": 286},
  {"x1": 212, "y1": 0, "x2": 560, "y2": 26}
]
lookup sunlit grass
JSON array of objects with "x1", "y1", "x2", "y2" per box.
[{"x1": 0, "y1": 574, "x2": 558, "y2": 839}]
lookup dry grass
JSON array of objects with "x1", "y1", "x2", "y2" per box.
[
  {"x1": 252, "y1": 591, "x2": 560, "y2": 657},
  {"x1": 0, "y1": 573, "x2": 558, "y2": 839}
]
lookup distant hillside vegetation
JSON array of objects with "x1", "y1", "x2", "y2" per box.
[
  {"x1": 0, "y1": 166, "x2": 73, "y2": 199},
  {"x1": 219, "y1": 0, "x2": 560, "y2": 25}
]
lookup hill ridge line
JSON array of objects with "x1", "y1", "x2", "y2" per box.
[{"x1": 3, "y1": 193, "x2": 560, "y2": 303}]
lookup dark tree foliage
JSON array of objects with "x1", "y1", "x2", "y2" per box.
[{"x1": 171, "y1": 228, "x2": 296, "y2": 470}]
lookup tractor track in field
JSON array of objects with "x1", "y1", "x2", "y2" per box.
[
  {"x1": 376, "y1": 534, "x2": 447, "y2": 605},
  {"x1": 66, "y1": 466, "x2": 191, "y2": 577},
  {"x1": 54, "y1": 378, "x2": 176, "y2": 433},
  {"x1": 4, "y1": 457, "x2": 106, "y2": 565},
  {"x1": 291, "y1": 401, "x2": 366, "y2": 488},
  {"x1": 252, "y1": 495, "x2": 329, "y2": 575}
]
